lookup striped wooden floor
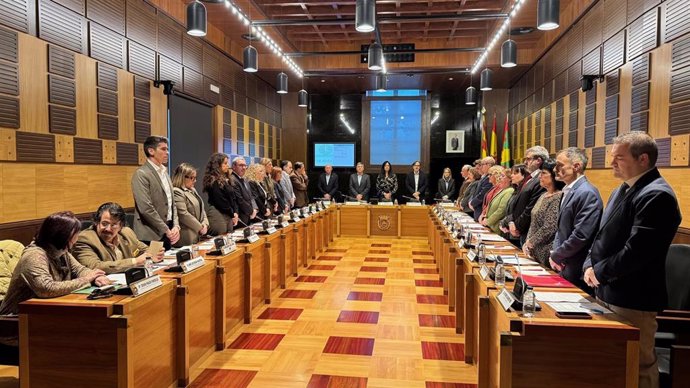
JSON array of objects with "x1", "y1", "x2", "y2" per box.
[{"x1": 192, "y1": 237, "x2": 478, "y2": 388}]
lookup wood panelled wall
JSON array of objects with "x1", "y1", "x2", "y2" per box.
[
  {"x1": 508, "y1": 0, "x2": 690, "y2": 228},
  {"x1": 0, "y1": 0, "x2": 285, "y2": 225}
]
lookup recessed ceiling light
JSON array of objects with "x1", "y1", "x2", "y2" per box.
[
  {"x1": 321, "y1": 79, "x2": 326, "y2": 83},
  {"x1": 448, "y1": 77, "x2": 454, "y2": 81}
]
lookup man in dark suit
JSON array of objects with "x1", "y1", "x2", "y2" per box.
[
  {"x1": 317, "y1": 164, "x2": 339, "y2": 201},
  {"x1": 131, "y1": 136, "x2": 180, "y2": 249},
  {"x1": 349, "y1": 162, "x2": 371, "y2": 201},
  {"x1": 584, "y1": 132, "x2": 681, "y2": 388},
  {"x1": 510, "y1": 146, "x2": 548, "y2": 244},
  {"x1": 404, "y1": 160, "x2": 428, "y2": 202},
  {"x1": 229, "y1": 157, "x2": 257, "y2": 226},
  {"x1": 550, "y1": 147, "x2": 603, "y2": 293},
  {"x1": 469, "y1": 156, "x2": 495, "y2": 221}
]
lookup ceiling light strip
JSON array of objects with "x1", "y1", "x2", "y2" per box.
[
  {"x1": 470, "y1": 0, "x2": 526, "y2": 74},
  {"x1": 225, "y1": 0, "x2": 304, "y2": 77}
]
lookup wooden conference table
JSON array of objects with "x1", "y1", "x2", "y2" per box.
[{"x1": 428, "y1": 207, "x2": 640, "y2": 388}]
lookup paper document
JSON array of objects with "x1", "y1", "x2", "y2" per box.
[
  {"x1": 518, "y1": 267, "x2": 551, "y2": 276},
  {"x1": 147, "y1": 241, "x2": 164, "y2": 257},
  {"x1": 535, "y1": 292, "x2": 588, "y2": 303},
  {"x1": 477, "y1": 234, "x2": 506, "y2": 242},
  {"x1": 485, "y1": 245, "x2": 514, "y2": 250},
  {"x1": 546, "y1": 302, "x2": 612, "y2": 314},
  {"x1": 501, "y1": 257, "x2": 538, "y2": 266},
  {"x1": 107, "y1": 273, "x2": 127, "y2": 285},
  {"x1": 198, "y1": 242, "x2": 215, "y2": 250}
]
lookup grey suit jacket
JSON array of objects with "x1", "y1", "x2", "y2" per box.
[
  {"x1": 349, "y1": 173, "x2": 371, "y2": 200},
  {"x1": 131, "y1": 161, "x2": 179, "y2": 241},
  {"x1": 173, "y1": 187, "x2": 209, "y2": 246},
  {"x1": 551, "y1": 176, "x2": 603, "y2": 290}
]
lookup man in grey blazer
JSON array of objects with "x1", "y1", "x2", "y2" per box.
[
  {"x1": 349, "y1": 162, "x2": 371, "y2": 201},
  {"x1": 280, "y1": 160, "x2": 296, "y2": 209},
  {"x1": 550, "y1": 147, "x2": 603, "y2": 293},
  {"x1": 131, "y1": 136, "x2": 180, "y2": 249}
]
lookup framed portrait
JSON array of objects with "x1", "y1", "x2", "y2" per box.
[{"x1": 445, "y1": 130, "x2": 465, "y2": 153}]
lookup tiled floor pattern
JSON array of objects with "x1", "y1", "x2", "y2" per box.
[{"x1": 193, "y1": 238, "x2": 477, "y2": 388}]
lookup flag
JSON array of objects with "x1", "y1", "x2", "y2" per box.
[
  {"x1": 480, "y1": 107, "x2": 488, "y2": 158},
  {"x1": 490, "y1": 113, "x2": 497, "y2": 160},
  {"x1": 501, "y1": 113, "x2": 511, "y2": 167}
]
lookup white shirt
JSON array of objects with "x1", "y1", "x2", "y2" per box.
[
  {"x1": 325, "y1": 175, "x2": 330, "y2": 185},
  {"x1": 414, "y1": 173, "x2": 420, "y2": 192},
  {"x1": 561, "y1": 174, "x2": 585, "y2": 206},
  {"x1": 357, "y1": 174, "x2": 362, "y2": 186},
  {"x1": 147, "y1": 159, "x2": 173, "y2": 221},
  {"x1": 625, "y1": 168, "x2": 653, "y2": 189}
]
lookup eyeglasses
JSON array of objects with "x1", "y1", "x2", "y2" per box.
[{"x1": 99, "y1": 221, "x2": 122, "y2": 230}]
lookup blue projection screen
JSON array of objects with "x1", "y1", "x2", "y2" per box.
[
  {"x1": 370, "y1": 100, "x2": 422, "y2": 165},
  {"x1": 314, "y1": 143, "x2": 355, "y2": 167}
]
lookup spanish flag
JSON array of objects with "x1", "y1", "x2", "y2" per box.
[
  {"x1": 480, "y1": 107, "x2": 488, "y2": 158},
  {"x1": 490, "y1": 113, "x2": 497, "y2": 160},
  {"x1": 501, "y1": 113, "x2": 511, "y2": 167}
]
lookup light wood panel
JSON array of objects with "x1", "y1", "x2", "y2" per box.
[
  {"x1": 0, "y1": 129, "x2": 16, "y2": 161},
  {"x1": 117, "y1": 69, "x2": 134, "y2": 142},
  {"x1": 55, "y1": 134, "x2": 74, "y2": 163},
  {"x1": 595, "y1": 78, "x2": 607, "y2": 147},
  {"x1": 0, "y1": 163, "x2": 138, "y2": 223},
  {"x1": 18, "y1": 33, "x2": 48, "y2": 134},
  {"x1": 150, "y1": 81, "x2": 168, "y2": 137},
  {"x1": 618, "y1": 62, "x2": 633, "y2": 134},
  {"x1": 649, "y1": 43, "x2": 672, "y2": 139},
  {"x1": 75, "y1": 54, "x2": 98, "y2": 139}
]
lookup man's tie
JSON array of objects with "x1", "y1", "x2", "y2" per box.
[{"x1": 602, "y1": 182, "x2": 630, "y2": 223}]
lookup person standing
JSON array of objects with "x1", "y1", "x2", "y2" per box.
[
  {"x1": 469, "y1": 157, "x2": 495, "y2": 221},
  {"x1": 349, "y1": 162, "x2": 371, "y2": 201},
  {"x1": 584, "y1": 132, "x2": 681, "y2": 388},
  {"x1": 509, "y1": 146, "x2": 548, "y2": 244},
  {"x1": 550, "y1": 147, "x2": 603, "y2": 293},
  {"x1": 230, "y1": 157, "x2": 257, "y2": 225},
  {"x1": 317, "y1": 164, "x2": 339, "y2": 201},
  {"x1": 435, "y1": 167, "x2": 456, "y2": 201},
  {"x1": 203, "y1": 153, "x2": 238, "y2": 235},
  {"x1": 376, "y1": 161, "x2": 398, "y2": 201},
  {"x1": 457, "y1": 164, "x2": 472, "y2": 200},
  {"x1": 131, "y1": 136, "x2": 179, "y2": 249},
  {"x1": 404, "y1": 161, "x2": 428, "y2": 202},
  {"x1": 280, "y1": 160, "x2": 296, "y2": 209},
  {"x1": 291, "y1": 161, "x2": 309, "y2": 207},
  {"x1": 171, "y1": 163, "x2": 209, "y2": 246}
]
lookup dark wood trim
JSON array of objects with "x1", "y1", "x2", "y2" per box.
[
  {"x1": 673, "y1": 227, "x2": 690, "y2": 245},
  {"x1": 0, "y1": 207, "x2": 135, "y2": 245}
]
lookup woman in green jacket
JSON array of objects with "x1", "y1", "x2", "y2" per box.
[{"x1": 480, "y1": 167, "x2": 515, "y2": 233}]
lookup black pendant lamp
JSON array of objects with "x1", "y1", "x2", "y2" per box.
[
  {"x1": 186, "y1": 0, "x2": 207, "y2": 37},
  {"x1": 501, "y1": 39, "x2": 517, "y2": 68},
  {"x1": 243, "y1": 45, "x2": 258, "y2": 72},
  {"x1": 368, "y1": 42, "x2": 383, "y2": 71},
  {"x1": 537, "y1": 0, "x2": 560, "y2": 30},
  {"x1": 277, "y1": 72, "x2": 288, "y2": 94},
  {"x1": 465, "y1": 86, "x2": 477, "y2": 105},
  {"x1": 375, "y1": 74, "x2": 387, "y2": 91},
  {"x1": 298, "y1": 89, "x2": 308, "y2": 107},
  {"x1": 355, "y1": 0, "x2": 376, "y2": 33},
  {"x1": 480, "y1": 68, "x2": 493, "y2": 91}
]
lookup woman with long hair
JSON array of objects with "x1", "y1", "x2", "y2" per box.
[
  {"x1": 479, "y1": 167, "x2": 515, "y2": 233},
  {"x1": 458, "y1": 167, "x2": 481, "y2": 216},
  {"x1": 499, "y1": 164, "x2": 530, "y2": 244},
  {"x1": 376, "y1": 161, "x2": 398, "y2": 201},
  {"x1": 245, "y1": 163, "x2": 271, "y2": 220},
  {"x1": 271, "y1": 167, "x2": 289, "y2": 214},
  {"x1": 202, "y1": 153, "x2": 238, "y2": 234}
]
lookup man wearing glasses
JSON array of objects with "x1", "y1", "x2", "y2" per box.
[
  {"x1": 469, "y1": 156, "x2": 495, "y2": 221},
  {"x1": 509, "y1": 146, "x2": 549, "y2": 245},
  {"x1": 74, "y1": 202, "x2": 165, "y2": 274},
  {"x1": 230, "y1": 157, "x2": 258, "y2": 225}
]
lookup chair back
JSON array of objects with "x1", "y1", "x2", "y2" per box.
[
  {"x1": 0, "y1": 240, "x2": 25, "y2": 302},
  {"x1": 666, "y1": 244, "x2": 690, "y2": 310}
]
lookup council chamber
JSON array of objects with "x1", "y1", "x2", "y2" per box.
[{"x1": 0, "y1": 0, "x2": 689, "y2": 387}]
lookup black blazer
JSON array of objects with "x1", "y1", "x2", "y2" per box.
[
  {"x1": 206, "y1": 180, "x2": 236, "y2": 217},
  {"x1": 584, "y1": 168, "x2": 681, "y2": 311},
  {"x1": 317, "y1": 173, "x2": 339, "y2": 198},
  {"x1": 249, "y1": 180, "x2": 269, "y2": 219},
  {"x1": 469, "y1": 175, "x2": 492, "y2": 221},
  {"x1": 273, "y1": 181, "x2": 287, "y2": 214},
  {"x1": 230, "y1": 172, "x2": 255, "y2": 225},
  {"x1": 405, "y1": 171, "x2": 428, "y2": 198},
  {"x1": 511, "y1": 176, "x2": 546, "y2": 235},
  {"x1": 435, "y1": 178, "x2": 456, "y2": 200}
]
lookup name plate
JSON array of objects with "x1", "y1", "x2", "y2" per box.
[
  {"x1": 247, "y1": 234, "x2": 260, "y2": 243},
  {"x1": 220, "y1": 242, "x2": 236, "y2": 255},
  {"x1": 497, "y1": 288, "x2": 516, "y2": 311},
  {"x1": 130, "y1": 274, "x2": 163, "y2": 297},
  {"x1": 442, "y1": 220, "x2": 448, "y2": 227},
  {"x1": 407, "y1": 202, "x2": 422, "y2": 207},
  {"x1": 379, "y1": 201, "x2": 394, "y2": 206},
  {"x1": 323, "y1": 201, "x2": 331, "y2": 206},
  {"x1": 467, "y1": 250, "x2": 477, "y2": 261},
  {"x1": 458, "y1": 239, "x2": 465, "y2": 248},
  {"x1": 266, "y1": 226, "x2": 278, "y2": 235},
  {"x1": 281, "y1": 221, "x2": 290, "y2": 228},
  {"x1": 441, "y1": 202, "x2": 455, "y2": 208},
  {"x1": 479, "y1": 265, "x2": 490, "y2": 281},
  {"x1": 181, "y1": 257, "x2": 205, "y2": 273},
  {"x1": 345, "y1": 201, "x2": 361, "y2": 206},
  {"x1": 292, "y1": 216, "x2": 301, "y2": 223}
]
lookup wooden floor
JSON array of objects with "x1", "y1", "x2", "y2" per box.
[
  {"x1": 191, "y1": 237, "x2": 477, "y2": 388},
  {"x1": 0, "y1": 237, "x2": 478, "y2": 388}
]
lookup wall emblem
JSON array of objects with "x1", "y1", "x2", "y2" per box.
[{"x1": 377, "y1": 215, "x2": 392, "y2": 231}]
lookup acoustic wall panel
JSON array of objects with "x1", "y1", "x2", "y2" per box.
[
  {"x1": 38, "y1": 0, "x2": 87, "y2": 54},
  {"x1": 89, "y1": 21, "x2": 126, "y2": 68},
  {"x1": 47, "y1": 45, "x2": 75, "y2": 78},
  {"x1": 0, "y1": 0, "x2": 36, "y2": 34},
  {"x1": 126, "y1": 0, "x2": 157, "y2": 49}
]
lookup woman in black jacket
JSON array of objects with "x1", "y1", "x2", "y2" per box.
[
  {"x1": 435, "y1": 167, "x2": 457, "y2": 201},
  {"x1": 202, "y1": 153, "x2": 238, "y2": 234}
]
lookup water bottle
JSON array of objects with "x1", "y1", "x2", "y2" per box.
[
  {"x1": 394, "y1": 199, "x2": 398, "y2": 205},
  {"x1": 422, "y1": 199, "x2": 425, "y2": 205},
  {"x1": 477, "y1": 242, "x2": 486, "y2": 265},
  {"x1": 494, "y1": 262, "x2": 506, "y2": 288},
  {"x1": 522, "y1": 286, "x2": 536, "y2": 318}
]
